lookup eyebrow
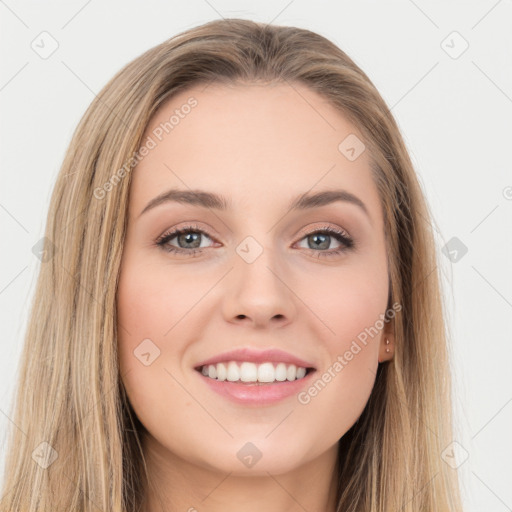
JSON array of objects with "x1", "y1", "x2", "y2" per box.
[{"x1": 138, "y1": 188, "x2": 370, "y2": 219}]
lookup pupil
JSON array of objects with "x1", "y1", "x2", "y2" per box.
[
  {"x1": 310, "y1": 233, "x2": 329, "y2": 250},
  {"x1": 179, "y1": 232, "x2": 201, "y2": 248}
]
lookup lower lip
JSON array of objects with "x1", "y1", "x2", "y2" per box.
[{"x1": 196, "y1": 370, "x2": 316, "y2": 406}]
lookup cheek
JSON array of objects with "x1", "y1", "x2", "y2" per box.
[
  {"x1": 297, "y1": 261, "x2": 387, "y2": 433},
  {"x1": 117, "y1": 279, "x2": 158, "y2": 339},
  {"x1": 116, "y1": 254, "x2": 219, "y2": 334},
  {"x1": 115, "y1": 262, "x2": 174, "y2": 384},
  {"x1": 116, "y1": 262, "x2": 188, "y2": 347},
  {"x1": 330, "y1": 288, "x2": 386, "y2": 358},
  {"x1": 296, "y1": 275, "x2": 385, "y2": 442},
  {"x1": 116, "y1": 264, "x2": 195, "y2": 439},
  {"x1": 302, "y1": 261, "x2": 388, "y2": 352}
]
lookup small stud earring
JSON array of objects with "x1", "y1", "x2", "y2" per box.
[{"x1": 385, "y1": 338, "x2": 391, "y2": 353}]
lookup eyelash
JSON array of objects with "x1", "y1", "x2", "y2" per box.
[{"x1": 154, "y1": 223, "x2": 355, "y2": 259}]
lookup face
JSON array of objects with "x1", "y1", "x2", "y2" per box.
[{"x1": 116, "y1": 81, "x2": 394, "y2": 477}]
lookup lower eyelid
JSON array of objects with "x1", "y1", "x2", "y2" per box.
[{"x1": 156, "y1": 226, "x2": 354, "y2": 254}]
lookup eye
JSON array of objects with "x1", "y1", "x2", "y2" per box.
[
  {"x1": 155, "y1": 223, "x2": 355, "y2": 258},
  {"x1": 155, "y1": 224, "x2": 217, "y2": 256},
  {"x1": 295, "y1": 226, "x2": 354, "y2": 258}
]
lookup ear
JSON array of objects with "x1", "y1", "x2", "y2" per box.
[{"x1": 378, "y1": 317, "x2": 395, "y2": 363}]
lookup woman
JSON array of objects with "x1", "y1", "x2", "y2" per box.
[{"x1": 0, "y1": 18, "x2": 464, "y2": 511}]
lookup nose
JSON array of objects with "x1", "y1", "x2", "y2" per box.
[{"x1": 221, "y1": 246, "x2": 297, "y2": 329}]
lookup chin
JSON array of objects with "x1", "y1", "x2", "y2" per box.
[{"x1": 193, "y1": 440, "x2": 313, "y2": 476}]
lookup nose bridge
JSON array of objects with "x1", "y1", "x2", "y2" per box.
[{"x1": 222, "y1": 234, "x2": 296, "y2": 327}]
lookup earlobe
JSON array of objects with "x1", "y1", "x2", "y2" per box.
[
  {"x1": 379, "y1": 319, "x2": 395, "y2": 363},
  {"x1": 378, "y1": 336, "x2": 394, "y2": 363},
  {"x1": 378, "y1": 318, "x2": 395, "y2": 362}
]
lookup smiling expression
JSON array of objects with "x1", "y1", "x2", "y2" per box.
[{"x1": 116, "y1": 80, "x2": 394, "y2": 475}]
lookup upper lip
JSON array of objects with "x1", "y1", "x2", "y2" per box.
[{"x1": 194, "y1": 348, "x2": 317, "y2": 370}]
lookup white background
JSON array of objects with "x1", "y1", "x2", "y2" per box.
[{"x1": 1, "y1": 1, "x2": 511, "y2": 510}]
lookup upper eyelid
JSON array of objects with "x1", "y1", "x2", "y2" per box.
[
  {"x1": 160, "y1": 224, "x2": 349, "y2": 236},
  {"x1": 158, "y1": 223, "x2": 353, "y2": 246}
]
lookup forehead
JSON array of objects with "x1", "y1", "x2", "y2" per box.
[{"x1": 128, "y1": 81, "x2": 381, "y2": 224}]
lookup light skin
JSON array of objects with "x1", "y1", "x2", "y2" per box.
[{"x1": 116, "y1": 81, "x2": 395, "y2": 512}]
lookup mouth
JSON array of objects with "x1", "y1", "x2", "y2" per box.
[
  {"x1": 194, "y1": 360, "x2": 318, "y2": 406},
  {"x1": 194, "y1": 361, "x2": 316, "y2": 385}
]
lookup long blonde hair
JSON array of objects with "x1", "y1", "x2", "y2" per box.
[{"x1": 1, "y1": 18, "x2": 463, "y2": 511}]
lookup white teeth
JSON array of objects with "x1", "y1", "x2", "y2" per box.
[
  {"x1": 258, "y1": 362, "x2": 275, "y2": 383},
  {"x1": 216, "y1": 362, "x2": 227, "y2": 381},
  {"x1": 226, "y1": 361, "x2": 239, "y2": 382},
  {"x1": 199, "y1": 361, "x2": 310, "y2": 383},
  {"x1": 240, "y1": 362, "x2": 257, "y2": 382}
]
